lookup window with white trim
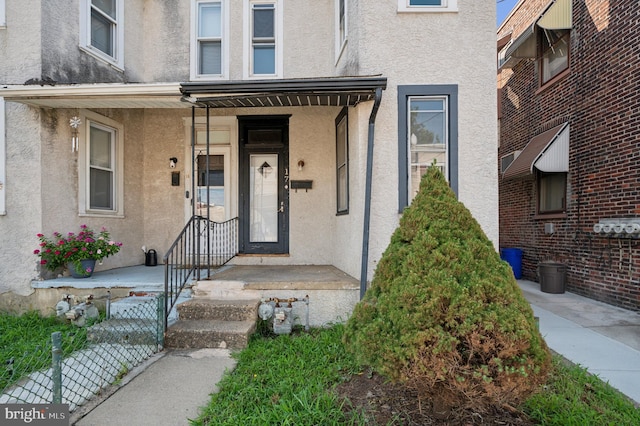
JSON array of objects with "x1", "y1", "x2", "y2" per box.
[
  {"x1": 191, "y1": 0, "x2": 228, "y2": 79},
  {"x1": 0, "y1": 0, "x2": 6, "y2": 27},
  {"x1": 79, "y1": 0, "x2": 124, "y2": 68},
  {"x1": 244, "y1": 0, "x2": 282, "y2": 78},
  {"x1": 398, "y1": 85, "x2": 458, "y2": 210},
  {"x1": 397, "y1": 0, "x2": 458, "y2": 13},
  {"x1": 79, "y1": 111, "x2": 124, "y2": 216},
  {"x1": 335, "y1": 0, "x2": 347, "y2": 62}
]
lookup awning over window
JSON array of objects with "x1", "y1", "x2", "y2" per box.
[
  {"x1": 503, "y1": 122, "x2": 570, "y2": 179},
  {"x1": 499, "y1": 0, "x2": 573, "y2": 66},
  {"x1": 537, "y1": 0, "x2": 572, "y2": 30}
]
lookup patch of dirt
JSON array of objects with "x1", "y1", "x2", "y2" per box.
[{"x1": 335, "y1": 372, "x2": 535, "y2": 425}]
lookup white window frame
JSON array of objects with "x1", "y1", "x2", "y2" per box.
[
  {"x1": 397, "y1": 0, "x2": 457, "y2": 13},
  {"x1": 183, "y1": 116, "x2": 237, "y2": 221},
  {"x1": 78, "y1": 110, "x2": 124, "y2": 217},
  {"x1": 0, "y1": 0, "x2": 6, "y2": 28},
  {"x1": 0, "y1": 98, "x2": 5, "y2": 215},
  {"x1": 407, "y1": 96, "x2": 449, "y2": 202},
  {"x1": 190, "y1": 0, "x2": 229, "y2": 80},
  {"x1": 334, "y1": 0, "x2": 347, "y2": 63},
  {"x1": 79, "y1": 0, "x2": 125, "y2": 69},
  {"x1": 243, "y1": 0, "x2": 283, "y2": 79}
]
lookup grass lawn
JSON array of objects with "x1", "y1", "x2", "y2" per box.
[
  {"x1": 0, "y1": 311, "x2": 89, "y2": 391},
  {"x1": 194, "y1": 324, "x2": 640, "y2": 425}
]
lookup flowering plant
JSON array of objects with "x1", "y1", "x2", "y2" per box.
[{"x1": 34, "y1": 225, "x2": 123, "y2": 275}]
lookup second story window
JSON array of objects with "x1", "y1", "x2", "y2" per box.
[
  {"x1": 192, "y1": 1, "x2": 226, "y2": 78},
  {"x1": 539, "y1": 29, "x2": 570, "y2": 84},
  {"x1": 245, "y1": 0, "x2": 282, "y2": 78},
  {"x1": 335, "y1": 0, "x2": 347, "y2": 62},
  {"x1": 397, "y1": 0, "x2": 458, "y2": 13},
  {"x1": 80, "y1": 0, "x2": 124, "y2": 68}
]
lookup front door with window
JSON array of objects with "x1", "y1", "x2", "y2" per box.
[{"x1": 238, "y1": 116, "x2": 289, "y2": 254}]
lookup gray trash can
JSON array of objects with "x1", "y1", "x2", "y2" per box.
[{"x1": 537, "y1": 262, "x2": 566, "y2": 294}]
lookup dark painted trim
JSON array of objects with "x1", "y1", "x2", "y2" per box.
[
  {"x1": 397, "y1": 84, "x2": 458, "y2": 212},
  {"x1": 335, "y1": 106, "x2": 349, "y2": 215},
  {"x1": 360, "y1": 87, "x2": 383, "y2": 299},
  {"x1": 181, "y1": 76, "x2": 387, "y2": 95}
]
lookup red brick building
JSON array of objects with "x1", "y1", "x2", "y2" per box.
[{"x1": 497, "y1": 0, "x2": 640, "y2": 311}]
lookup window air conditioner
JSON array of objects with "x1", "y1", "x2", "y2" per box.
[{"x1": 500, "y1": 150, "x2": 521, "y2": 174}]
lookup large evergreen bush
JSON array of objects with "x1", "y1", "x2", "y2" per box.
[{"x1": 344, "y1": 166, "x2": 550, "y2": 413}]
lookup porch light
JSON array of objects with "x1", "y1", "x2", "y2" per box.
[{"x1": 297, "y1": 160, "x2": 305, "y2": 171}]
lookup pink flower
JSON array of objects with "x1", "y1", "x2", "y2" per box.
[
  {"x1": 40, "y1": 242, "x2": 46, "y2": 247},
  {"x1": 40, "y1": 260, "x2": 47, "y2": 265},
  {"x1": 85, "y1": 267, "x2": 93, "y2": 273},
  {"x1": 33, "y1": 249, "x2": 40, "y2": 254},
  {"x1": 36, "y1": 233, "x2": 44, "y2": 238},
  {"x1": 55, "y1": 250, "x2": 61, "y2": 255}
]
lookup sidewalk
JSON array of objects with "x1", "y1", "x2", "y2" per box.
[
  {"x1": 73, "y1": 349, "x2": 236, "y2": 426},
  {"x1": 518, "y1": 279, "x2": 640, "y2": 404},
  {"x1": 72, "y1": 280, "x2": 640, "y2": 425}
]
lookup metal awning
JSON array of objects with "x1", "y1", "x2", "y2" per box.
[
  {"x1": 180, "y1": 76, "x2": 387, "y2": 108},
  {"x1": 503, "y1": 122, "x2": 570, "y2": 179},
  {"x1": 0, "y1": 76, "x2": 387, "y2": 110},
  {"x1": 0, "y1": 83, "x2": 185, "y2": 108},
  {"x1": 537, "y1": 0, "x2": 572, "y2": 30},
  {"x1": 499, "y1": 0, "x2": 573, "y2": 67}
]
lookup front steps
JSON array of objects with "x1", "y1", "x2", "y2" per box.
[{"x1": 164, "y1": 299, "x2": 259, "y2": 350}]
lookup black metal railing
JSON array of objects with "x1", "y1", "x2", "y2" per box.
[{"x1": 163, "y1": 216, "x2": 238, "y2": 330}]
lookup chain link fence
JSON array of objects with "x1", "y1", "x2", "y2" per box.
[{"x1": 1, "y1": 294, "x2": 164, "y2": 412}]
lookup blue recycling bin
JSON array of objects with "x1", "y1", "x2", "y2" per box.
[{"x1": 500, "y1": 248, "x2": 523, "y2": 279}]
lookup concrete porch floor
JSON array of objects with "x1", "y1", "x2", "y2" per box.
[{"x1": 31, "y1": 264, "x2": 358, "y2": 291}]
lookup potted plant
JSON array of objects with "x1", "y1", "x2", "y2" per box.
[{"x1": 34, "y1": 225, "x2": 123, "y2": 278}]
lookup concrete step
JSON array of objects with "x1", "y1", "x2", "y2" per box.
[
  {"x1": 177, "y1": 299, "x2": 259, "y2": 322},
  {"x1": 164, "y1": 319, "x2": 256, "y2": 349},
  {"x1": 88, "y1": 318, "x2": 162, "y2": 346},
  {"x1": 193, "y1": 280, "x2": 261, "y2": 300}
]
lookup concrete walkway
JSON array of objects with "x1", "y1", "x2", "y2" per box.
[
  {"x1": 73, "y1": 349, "x2": 236, "y2": 426},
  {"x1": 71, "y1": 279, "x2": 640, "y2": 425},
  {"x1": 518, "y1": 279, "x2": 640, "y2": 404}
]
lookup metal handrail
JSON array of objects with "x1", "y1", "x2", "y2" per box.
[{"x1": 163, "y1": 215, "x2": 238, "y2": 331}]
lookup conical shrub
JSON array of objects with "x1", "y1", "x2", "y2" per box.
[{"x1": 344, "y1": 166, "x2": 550, "y2": 412}]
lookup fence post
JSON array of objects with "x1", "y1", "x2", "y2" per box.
[
  {"x1": 51, "y1": 331, "x2": 62, "y2": 404},
  {"x1": 157, "y1": 293, "x2": 165, "y2": 348}
]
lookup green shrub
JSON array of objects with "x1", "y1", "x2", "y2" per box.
[{"x1": 344, "y1": 166, "x2": 550, "y2": 413}]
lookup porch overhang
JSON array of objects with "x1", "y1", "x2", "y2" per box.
[
  {"x1": 180, "y1": 76, "x2": 387, "y2": 108},
  {"x1": 0, "y1": 83, "x2": 186, "y2": 109}
]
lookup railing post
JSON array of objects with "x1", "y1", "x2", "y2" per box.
[{"x1": 51, "y1": 331, "x2": 62, "y2": 404}]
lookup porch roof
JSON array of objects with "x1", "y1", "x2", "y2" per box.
[
  {"x1": 0, "y1": 76, "x2": 387, "y2": 109},
  {"x1": 180, "y1": 76, "x2": 388, "y2": 108}
]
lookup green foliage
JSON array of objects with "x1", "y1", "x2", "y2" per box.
[
  {"x1": 343, "y1": 166, "x2": 551, "y2": 409},
  {"x1": 194, "y1": 324, "x2": 365, "y2": 425},
  {"x1": 523, "y1": 357, "x2": 640, "y2": 425},
  {"x1": 0, "y1": 311, "x2": 89, "y2": 391}
]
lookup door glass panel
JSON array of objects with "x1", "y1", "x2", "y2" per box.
[
  {"x1": 250, "y1": 154, "x2": 278, "y2": 242},
  {"x1": 196, "y1": 154, "x2": 225, "y2": 222}
]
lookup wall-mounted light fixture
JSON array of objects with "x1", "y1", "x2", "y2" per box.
[
  {"x1": 297, "y1": 160, "x2": 305, "y2": 171},
  {"x1": 169, "y1": 157, "x2": 178, "y2": 168},
  {"x1": 69, "y1": 116, "x2": 81, "y2": 152}
]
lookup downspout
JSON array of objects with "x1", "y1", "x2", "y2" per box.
[{"x1": 359, "y1": 87, "x2": 383, "y2": 299}]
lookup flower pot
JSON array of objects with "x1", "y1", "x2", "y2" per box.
[{"x1": 68, "y1": 259, "x2": 96, "y2": 278}]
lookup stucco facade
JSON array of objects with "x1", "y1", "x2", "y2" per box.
[{"x1": 0, "y1": 0, "x2": 497, "y2": 316}]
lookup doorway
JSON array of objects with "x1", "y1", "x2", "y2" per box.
[{"x1": 238, "y1": 116, "x2": 289, "y2": 254}]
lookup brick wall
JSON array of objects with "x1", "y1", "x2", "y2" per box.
[{"x1": 498, "y1": 0, "x2": 640, "y2": 311}]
